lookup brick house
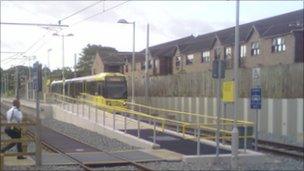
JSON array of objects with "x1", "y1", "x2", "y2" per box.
[
  {"x1": 91, "y1": 47, "x2": 125, "y2": 74},
  {"x1": 123, "y1": 9, "x2": 303, "y2": 77}
]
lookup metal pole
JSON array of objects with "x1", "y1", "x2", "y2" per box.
[
  {"x1": 223, "y1": 103, "x2": 227, "y2": 144},
  {"x1": 216, "y1": 59, "x2": 222, "y2": 157},
  {"x1": 255, "y1": 109, "x2": 259, "y2": 151},
  {"x1": 47, "y1": 49, "x2": 51, "y2": 70},
  {"x1": 131, "y1": 22, "x2": 135, "y2": 107},
  {"x1": 74, "y1": 54, "x2": 77, "y2": 78},
  {"x1": 113, "y1": 112, "x2": 116, "y2": 130},
  {"x1": 62, "y1": 35, "x2": 65, "y2": 96},
  {"x1": 103, "y1": 110, "x2": 106, "y2": 126},
  {"x1": 137, "y1": 116, "x2": 140, "y2": 138},
  {"x1": 35, "y1": 91, "x2": 42, "y2": 166},
  {"x1": 15, "y1": 66, "x2": 19, "y2": 99},
  {"x1": 153, "y1": 119, "x2": 156, "y2": 144},
  {"x1": 124, "y1": 112, "x2": 127, "y2": 133},
  {"x1": 232, "y1": 0, "x2": 240, "y2": 169},
  {"x1": 197, "y1": 115, "x2": 201, "y2": 155},
  {"x1": 145, "y1": 23, "x2": 150, "y2": 105},
  {"x1": 244, "y1": 125, "x2": 247, "y2": 152}
]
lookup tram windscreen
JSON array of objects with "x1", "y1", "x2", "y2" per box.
[{"x1": 105, "y1": 77, "x2": 127, "y2": 99}]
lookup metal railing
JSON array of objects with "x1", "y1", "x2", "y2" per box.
[{"x1": 51, "y1": 93, "x2": 254, "y2": 155}]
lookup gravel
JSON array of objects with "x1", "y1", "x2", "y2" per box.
[{"x1": 41, "y1": 118, "x2": 139, "y2": 152}]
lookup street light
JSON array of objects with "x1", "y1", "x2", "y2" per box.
[
  {"x1": 117, "y1": 19, "x2": 135, "y2": 107},
  {"x1": 47, "y1": 48, "x2": 52, "y2": 69},
  {"x1": 52, "y1": 33, "x2": 74, "y2": 96}
]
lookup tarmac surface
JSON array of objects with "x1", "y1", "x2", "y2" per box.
[{"x1": 123, "y1": 129, "x2": 230, "y2": 155}]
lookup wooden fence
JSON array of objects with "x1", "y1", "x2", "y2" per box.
[{"x1": 129, "y1": 63, "x2": 303, "y2": 98}]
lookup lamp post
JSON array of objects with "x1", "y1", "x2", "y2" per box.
[
  {"x1": 24, "y1": 55, "x2": 36, "y2": 99},
  {"x1": 231, "y1": 0, "x2": 240, "y2": 169},
  {"x1": 47, "y1": 48, "x2": 52, "y2": 70},
  {"x1": 117, "y1": 19, "x2": 135, "y2": 107},
  {"x1": 52, "y1": 33, "x2": 74, "y2": 96}
]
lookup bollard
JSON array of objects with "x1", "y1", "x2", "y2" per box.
[{"x1": 153, "y1": 119, "x2": 156, "y2": 144}]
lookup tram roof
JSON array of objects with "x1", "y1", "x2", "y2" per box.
[{"x1": 50, "y1": 72, "x2": 125, "y2": 85}]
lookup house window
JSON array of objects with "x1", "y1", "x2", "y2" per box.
[
  {"x1": 240, "y1": 45, "x2": 246, "y2": 58},
  {"x1": 155, "y1": 59, "x2": 159, "y2": 68},
  {"x1": 251, "y1": 41, "x2": 260, "y2": 56},
  {"x1": 141, "y1": 60, "x2": 152, "y2": 70},
  {"x1": 148, "y1": 60, "x2": 152, "y2": 69},
  {"x1": 125, "y1": 65, "x2": 128, "y2": 73},
  {"x1": 176, "y1": 56, "x2": 181, "y2": 67},
  {"x1": 186, "y1": 54, "x2": 194, "y2": 65},
  {"x1": 224, "y1": 47, "x2": 232, "y2": 59},
  {"x1": 201, "y1": 51, "x2": 210, "y2": 63},
  {"x1": 272, "y1": 37, "x2": 286, "y2": 53}
]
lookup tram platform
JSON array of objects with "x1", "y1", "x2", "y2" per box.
[{"x1": 1, "y1": 98, "x2": 268, "y2": 167}]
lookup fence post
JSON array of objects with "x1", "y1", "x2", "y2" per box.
[
  {"x1": 103, "y1": 109, "x2": 106, "y2": 126},
  {"x1": 124, "y1": 112, "x2": 127, "y2": 133},
  {"x1": 76, "y1": 98, "x2": 79, "y2": 116},
  {"x1": 82, "y1": 99, "x2": 84, "y2": 117},
  {"x1": 244, "y1": 125, "x2": 247, "y2": 152},
  {"x1": 137, "y1": 116, "x2": 140, "y2": 138},
  {"x1": 153, "y1": 119, "x2": 156, "y2": 145},
  {"x1": 0, "y1": 153, "x2": 4, "y2": 170},
  {"x1": 113, "y1": 112, "x2": 116, "y2": 130},
  {"x1": 88, "y1": 103, "x2": 91, "y2": 120}
]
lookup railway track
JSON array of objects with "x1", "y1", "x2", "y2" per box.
[
  {"x1": 254, "y1": 140, "x2": 304, "y2": 159},
  {"x1": 26, "y1": 125, "x2": 154, "y2": 171}
]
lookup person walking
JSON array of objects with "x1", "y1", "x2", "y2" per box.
[{"x1": 1, "y1": 99, "x2": 26, "y2": 159}]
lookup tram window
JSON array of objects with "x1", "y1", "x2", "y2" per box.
[
  {"x1": 87, "y1": 82, "x2": 97, "y2": 95},
  {"x1": 98, "y1": 82, "x2": 104, "y2": 96}
]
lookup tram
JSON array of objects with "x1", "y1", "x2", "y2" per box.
[{"x1": 50, "y1": 72, "x2": 128, "y2": 107}]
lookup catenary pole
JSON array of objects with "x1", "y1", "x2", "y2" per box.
[{"x1": 231, "y1": 0, "x2": 240, "y2": 169}]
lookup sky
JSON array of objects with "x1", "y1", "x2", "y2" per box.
[{"x1": 1, "y1": 0, "x2": 303, "y2": 70}]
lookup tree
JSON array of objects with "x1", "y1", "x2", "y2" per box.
[
  {"x1": 75, "y1": 44, "x2": 119, "y2": 77},
  {"x1": 76, "y1": 44, "x2": 102, "y2": 77}
]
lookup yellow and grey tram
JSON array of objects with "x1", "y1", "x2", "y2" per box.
[{"x1": 50, "y1": 72, "x2": 127, "y2": 107}]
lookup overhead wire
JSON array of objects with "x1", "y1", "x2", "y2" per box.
[
  {"x1": 2, "y1": 0, "x2": 130, "y2": 68},
  {"x1": 59, "y1": 0, "x2": 103, "y2": 23},
  {"x1": 69, "y1": 1, "x2": 129, "y2": 27}
]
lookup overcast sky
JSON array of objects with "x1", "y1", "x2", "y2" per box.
[{"x1": 1, "y1": 0, "x2": 303, "y2": 70}]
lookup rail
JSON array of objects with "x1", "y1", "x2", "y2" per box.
[
  {"x1": 50, "y1": 93, "x2": 255, "y2": 155},
  {"x1": 0, "y1": 114, "x2": 37, "y2": 170}
]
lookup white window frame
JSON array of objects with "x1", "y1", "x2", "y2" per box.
[
  {"x1": 176, "y1": 56, "x2": 181, "y2": 67},
  {"x1": 251, "y1": 41, "x2": 260, "y2": 56},
  {"x1": 225, "y1": 47, "x2": 232, "y2": 59},
  {"x1": 201, "y1": 51, "x2": 210, "y2": 63},
  {"x1": 240, "y1": 45, "x2": 246, "y2": 58},
  {"x1": 272, "y1": 37, "x2": 286, "y2": 53},
  {"x1": 186, "y1": 54, "x2": 194, "y2": 65}
]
